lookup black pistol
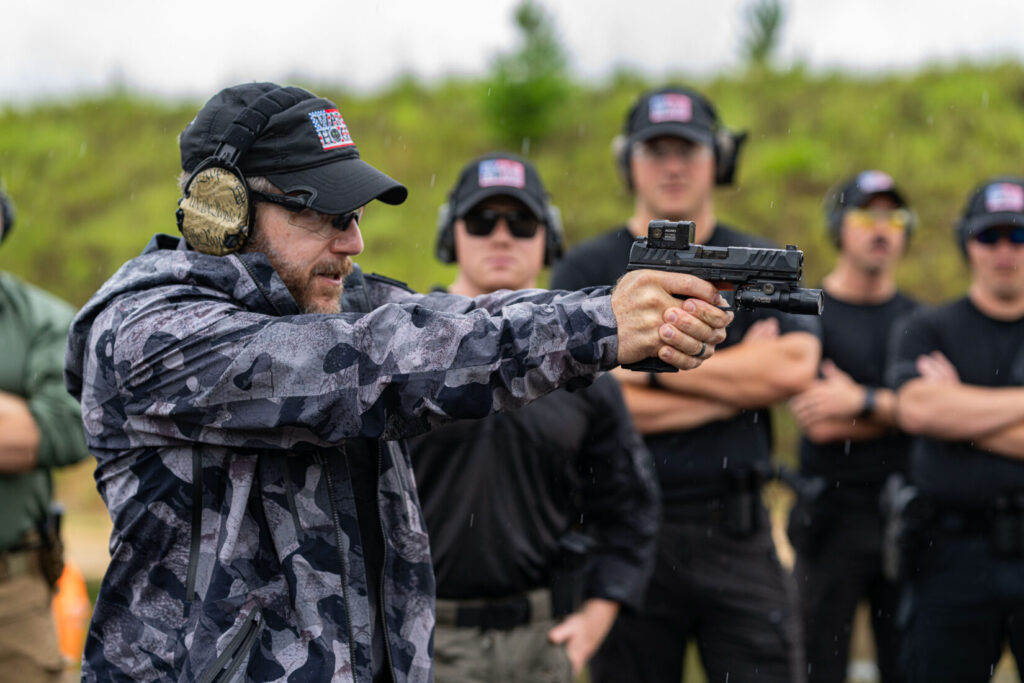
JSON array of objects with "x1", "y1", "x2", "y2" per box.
[{"x1": 625, "y1": 220, "x2": 823, "y2": 372}]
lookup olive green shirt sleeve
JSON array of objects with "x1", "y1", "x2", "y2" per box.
[{"x1": 7, "y1": 275, "x2": 90, "y2": 469}]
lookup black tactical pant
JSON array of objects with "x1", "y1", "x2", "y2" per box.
[
  {"x1": 590, "y1": 502, "x2": 804, "y2": 683},
  {"x1": 789, "y1": 502, "x2": 904, "y2": 683},
  {"x1": 902, "y1": 528, "x2": 1024, "y2": 682}
]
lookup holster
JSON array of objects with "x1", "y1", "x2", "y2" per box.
[
  {"x1": 879, "y1": 474, "x2": 931, "y2": 582},
  {"x1": 548, "y1": 531, "x2": 594, "y2": 618},
  {"x1": 780, "y1": 467, "x2": 833, "y2": 555},
  {"x1": 35, "y1": 503, "x2": 66, "y2": 588},
  {"x1": 722, "y1": 463, "x2": 772, "y2": 539}
]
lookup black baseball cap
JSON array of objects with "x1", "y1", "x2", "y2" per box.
[
  {"x1": 623, "y1": 86, "x2": 720, "y2": 148},
  {"x1": 179, "y1": 82, "x2": 407, "y2": 215},
  {"x1": 448, "y1": 153, "x2": 549, "y2": 220},
  {"x1": 829, "y1": 170, "x2": 908, "y2": 213},
  {"x1": 958, "y1": 176, "x2": 1024, "y2": 241}
]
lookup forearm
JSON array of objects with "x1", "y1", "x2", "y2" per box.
[
  {"x1": 0, "y1": 392, "x2": 41, "y2": 473},
  {"x1": 976, "y1": 421, "x2": 1024, "y2": 460},
  {"x1": 657, "y1": 332, "x2": 821, "y2": 408},
  {"x1": 898, "y1": 381, "x2": 1024, "y2": 440},
  {"x1": 801, "y1": 415, "x2": 891, "y2": 445},
  {"x1": 619, "y1": 382, "x2": 739, "y2": 433}
]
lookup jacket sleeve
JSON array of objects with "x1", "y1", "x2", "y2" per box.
[
  {"x1": 99, "y1": 287, "x2": 619, "y2": 449},
  {"x1": 20, "y1": 283, "x2": 90, "y2": 469},
  {"x1": 576, "y1": 375, "x2": 660, "y2": 611}
]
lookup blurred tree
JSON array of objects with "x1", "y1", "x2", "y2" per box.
[
  {"x1": 483, "y1": 0, "x2": 571, "y2": 150},
  {"x1": 742, "y1": 0, "x2": 785, "y2": 70}
]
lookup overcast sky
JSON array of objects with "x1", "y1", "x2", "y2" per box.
[{"x1": 3, "y1": 0, "x2": 1023, "y2": 103}]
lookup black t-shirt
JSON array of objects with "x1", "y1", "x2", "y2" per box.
[
  {"x1": 552, "y1": 224, "x2": 821, "y2": 504},
  {"x1": 799, "y1": 290, "x2": 918, "y2": 486},
  {"x1": 407, "y1": 373, "x2": 658, "y2": 605},
  {"x1": 889, "y1": 297, "x2": 1024, "y2": 507}
]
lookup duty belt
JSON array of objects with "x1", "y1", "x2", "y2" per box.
[
  {"x1": 0, "y1": 531, "x2": 43, "y2": 582},
  {"x1": 435, "y1": 588, "x2": 553, "y2": 630}
]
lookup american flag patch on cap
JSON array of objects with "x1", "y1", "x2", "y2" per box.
[
  {"x1": 308, "y1": 109, "x2": 354, "y2": 150},
  {"x1": 857, "y1": 171, "x2": 895, "y2": 193},
  {"x1": 649, "y1": 93, "x2": 692, "y2": 123},
  {"x1": 985, "y1": 183, "x2": 1024, "y2": 213},
  {"x1": 479, "y1": 159, "x2": 526, "y2": 188}
]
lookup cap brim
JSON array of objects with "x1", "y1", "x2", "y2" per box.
[
  {"x1": 453, "y1": 187, "x2": 546, "y2": 221},
  {"x1": 963, "y1": 211, "x2": 1024, "y2": 237},
  {"x1": 267, "y1": 157, "x2": 408, "y2": 214},
  {"x1": 628, "y1": 122, "x2": 713, "y2": 148}
]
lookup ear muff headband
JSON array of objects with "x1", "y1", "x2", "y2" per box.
[
  {"x1": 177, "y1": 86, "x2": 311, "y2": 255},
  {"x1": 434, "y1": 197, "x2": 564, "y2": 266}
]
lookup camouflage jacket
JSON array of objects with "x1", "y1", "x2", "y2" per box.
[{"x1": 64, "y1": 235, "x2": 619, "y2": 683}]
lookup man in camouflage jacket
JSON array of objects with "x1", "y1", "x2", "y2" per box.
[{"x1": 64, "y1": 83, "x2": 731, "y2": 683}]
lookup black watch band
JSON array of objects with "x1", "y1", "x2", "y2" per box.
[{"x1": 859, "y1": 387, "x2": 877, "y2": 418}]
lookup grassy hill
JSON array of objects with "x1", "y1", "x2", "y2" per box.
[{"x1": 3, "y1": 63, "x2": 1023, "y2": 307}]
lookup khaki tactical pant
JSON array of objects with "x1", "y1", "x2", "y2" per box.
[
  {"x1": 433, "y1": 617, "x2": 573, "y2": 683},
  {"x1": 0, "y1": 559, "x2": 64, "y2": 683}
]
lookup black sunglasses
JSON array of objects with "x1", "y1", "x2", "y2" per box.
[
  {"x1": 251, "y1": 190, "x2": 361, "y2": 231},
  {"x1": 974, "y1": 226, "x2": 1024, "y2": 246},
  {"x1": 463, "y1": 208, "x2": 541, "y2": 239}
]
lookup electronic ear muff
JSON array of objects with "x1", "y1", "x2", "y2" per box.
[
  {"x1": 713, "y1": 129, "x2": 747, "y2": 186},
  {"x1": 0, "y1": 189, "x2": 15, "y2": 245},
  {"x1": 176, "y1": 86, "x2": 310, "y2": 255},
  {"x1": 612, "y1": 127, "x2": 747, "y2": 191},
  {"x1": 434, "y1": 196, "x2": 564, "y2": 266}
]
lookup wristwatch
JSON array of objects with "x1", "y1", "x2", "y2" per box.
[{"x1": 859, "y1": 387, "x2": 877, "y2": 418}]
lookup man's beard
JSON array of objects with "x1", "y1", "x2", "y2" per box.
[{"x1": 246, "y1": 231, "x2": 352, "y2": 314}]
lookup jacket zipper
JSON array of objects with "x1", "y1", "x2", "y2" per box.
[
  {"x1": 376, "y1": 441, "x2": 395, "y2": 680},
  {"x1": 317, "y1": 450, "x2": 359, "y2": 681},
  {"x1": 185, "y1": 449, "x2": 202, "y2": 603},
  {"x1": 197, "y1": 609, "x2": 262, "y2": 683}
]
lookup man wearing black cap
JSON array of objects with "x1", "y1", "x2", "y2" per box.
[
  {"x1": 786, "y1": 171, "x2": 918, "y2": 683},
  {"x1": 407, "y1": 153, "x2": 659, "y2": 683},
  {"x1": 891, "y1": 176, "x2": 1024, "y2": 681},
  {"x1": 552, "y1": 85, "x2": 820, "y2": 683},
  {"x1": 64, "y1": 83, "x2": 731, "y2": 683},
  {"x1": 0, "y1": 187, "x2": 91, "y2": 680}
]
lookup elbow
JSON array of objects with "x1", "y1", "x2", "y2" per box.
[
  {"x1": 895, "y1": 385, "x2": 933, "y2": 436},
  {"x1": 770, "y1": 338, "x2": 822, "y2": 400}
]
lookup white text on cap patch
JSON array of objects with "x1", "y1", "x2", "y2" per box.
[
  {"x1": 479, "y1": 159, "x2": 525, "y2": 188},
  {"x1": 985, "y1": 183, "x2": 1024, "y2": 213},
  {"x1": 308, "y1": 109, "x2": 354, "y2": 150},
  {"x1": 649, "y1": 94, "x2": 692, "y2": 123}
]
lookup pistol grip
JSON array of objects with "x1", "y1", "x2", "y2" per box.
[{"x1": 622, "y1": 357, "x2": 678, "y2": 373}]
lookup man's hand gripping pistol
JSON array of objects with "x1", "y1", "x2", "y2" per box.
[{"x1": 625, "y1": 220, "x2": 823, "y2": 372}]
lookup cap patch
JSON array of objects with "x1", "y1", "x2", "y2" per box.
[
  {"x1": 985, "y1": 183, "x2": 1024, "y2": 213},
  {"x1": 478, "y1": 159, "x2": 525, "y2": 188},
  {"x1": 857, "y1": 171, "x2": 895, "y2": 193},
  {"x1": 648, "y1": 94, "x2": 692, "y2": 123},
  {"x1": 308, "y1": 109, "x2": 354, "y2": 150}
]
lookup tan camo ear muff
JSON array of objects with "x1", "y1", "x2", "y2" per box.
[{"x1": 176, "y1": 86, "x2": 310, "y2": 255}]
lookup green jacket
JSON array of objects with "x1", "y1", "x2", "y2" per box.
[{"x1": 0, "y1": 272, "x2": 89, "y2": 551}]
